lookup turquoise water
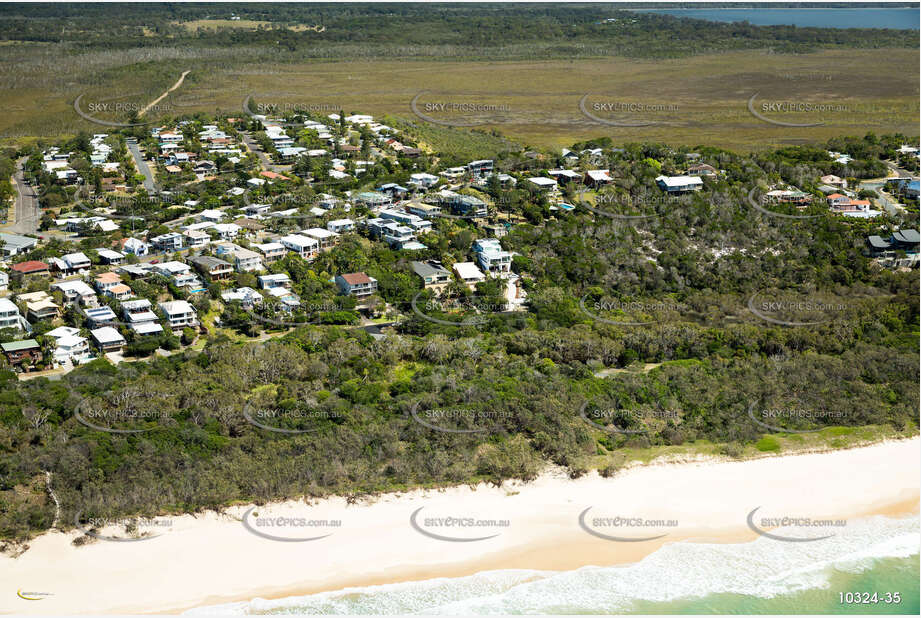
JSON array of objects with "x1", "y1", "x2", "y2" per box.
[
  {"x1": 633, "y1": 8, "x2": 920, "y2": 30},
  {"x1": 188, "y1": 515, "x2": 919, "y2": 615}
]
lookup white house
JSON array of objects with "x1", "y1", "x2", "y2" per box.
[
  {"x1": 280, "y1": 234, "x2": 319, "y2": 259},
  {"x1": 158, "y1": 300, "x2": 198, "y2": 329},
  {"x1": 90, "y1": 326, "x2": 126, "y2": 353},
  {"x1": 254, "y1": 242, "x2": 286, "y2": 262},
  {"x1": 327, "y1": 219, "x2": 355, "y2": 234},
  {"x1": 655, "y1": 175, "x2": 703, "y2": 194},
  {"x1": 452, "y1": 262, "x2": 486, "y2": 289}
]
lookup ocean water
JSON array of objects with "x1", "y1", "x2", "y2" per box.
[
  {"x1": 188, "y1": 515, "x2": 919, "y2": 615},
  {"x1": 633, "y1": 8, "x2": 920, "y2": 30}
]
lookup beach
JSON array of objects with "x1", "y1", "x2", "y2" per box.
[{"x1": 3, "y1": 437, "x2": 918, "y2": 615}]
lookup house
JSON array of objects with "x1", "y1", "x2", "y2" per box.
[
  {"x1": 869, "y1": 229, "x2": 921, "y2": 256},
  {"x1": 302, "y1": 228, "x2": 340, "y2": 250},
  {"x1": 221, "y1": 287, "x2": 263, "y2": 309},
  {"x1": 122, "y1": 237, "x2": 150, "y2": 257},
  {"x1": 0, "y1": 298, "x2": 27, "y2": 331},
  {"x1": 150, "y1": 232, "x2": 184, "y2": 253},
  {"x1": 0, "y1": 233, "x2": 39, "y2": 257},
  {"x1": 212, "y1": 223, "x2": 241, "y2": 241},
  {"x1": 354, "y1": 191, "x2": 391, "y2": 209},
  {"x1": 280, "y1": 234, "x2": 319, "y2": 259},
  {"x1": 254, "y1": 242, "x2": 286, "y2": 263},
  {"x1": 258, "y1": 273, "x2": 292, "y2": 290},
  {"x1": 53, "y1": 333, "x2": 91, "y2": 365},
  {"x1": 158, "y1": 300, "x2": 198, "y2": 329},
  {"x1": 233, "y1": 218, "x2": 265, "y2": 235},
  {"x1": 452, "y1": 262, "x2": 486, "y2": 289},
  {"x1": 436, "y1": 191, "x2": 488, "y2": 217},
  {"x1": 826, "y1": 193, "x2": 852, "y2": 208},
  {"x1": 198, "y1": 209, "x2": 225, "y2": 223},
  {"x1": 327, "y1": 218, "x2": 355, "y2": 233},
  {"x1": 655, "y1": 175, "x2": 703, "y2": 193},
  {"x1": 820, "y1": 174, "x2": 847, "y2": 189},
  {"x1": 583, "y1": 170, "x2": 612, "y2": 188},
  {"x1": 0, "y1": 271, "x2": 6, "y2": 291},
  {"x1": 51, "y1": 280, "x2": 98, "y2": 307},
  {"x1": 10, "y1": 261, "x2": 49, "y2": 277},
  {"x1": 1, "y1": 339, "x2": 42, "y2": 370},
  {"x1": 687, "y1": 163, "x2": 718, "y2": 177},
  {"x1": 105, "y1": 283, "x2": 134, "y2": 301},
  {"x1": 91, "y1": 326, "x2": 126, "y2": 353},
  {"x1": 19, "y1": 291, "x2": 59, "y2": 322},
  {"x1": 467, "y1": 160, "x2": 494, "y2": 177},
  {"x1": 473, "y1": 238, "x2": 513, "y2": 274},
  {"x1": 184, "y1": 229, "x2": 211, "y2": 249},
  {"x1": 232, "y1": 248, "x2": 263, "y2": 273},
  {"x1": 188, "y1": 256, "x2": 234, "y2": 281},
  {"x1": 549, "y1": 169, "x2": 582, "y2": 184},
  {"x1": 411, "y1": 260, "x2": 452, "y2": 295},
  {"x1": 525, "y1": 177, "x2": 559, "y2": 192},
  {"x1": 335, "y1": 272, "x2": 378, "y2": 298},
  {"x1": 409, "y1": 172, "x2": 439, "y2": 188},
  {"x1": 93, "y1": 271, "x2": 123, "y2": 293},
  {"x1": 121, "y1": 299, "x2": 163, "y2": 335},
  {"x1": 96, "y1": 249, "x2": 125, "y2": 265},
  {"x1": 84, "y1": 306, "x2": 118, "y2": 328},
  {"x1": 765, "y1": 189, "x2": 812, "y2": 207},
  {"x1": 404, "y1": 203, "x2": 439, "y2": 220},
  {"x1": 154, "y1": 260, "x2": 194, "y2": 283},
  {"x1": 55, "y1": 252, "x2": 92, "y2": 275},
  {"x1": 266, "y1": 286, "x2": 301, "y2": 311}
]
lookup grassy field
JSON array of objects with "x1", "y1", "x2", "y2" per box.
[
  {"x1": 170, "y1": 19, "x2": 325, "y2": 32},
  {"x1": 0, "y1": 47, "x2": 916, "y2": 151}
]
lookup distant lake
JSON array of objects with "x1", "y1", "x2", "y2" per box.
[{"x1": 633, "y1": 8, "x2": 920, "y2": 30}]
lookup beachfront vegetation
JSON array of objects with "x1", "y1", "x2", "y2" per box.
[{"x1": 0, "y1": 129, "x2": 917, "y2": 547}]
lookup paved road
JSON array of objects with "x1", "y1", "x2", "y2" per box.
[
  {"x1": 240, "y1": 132, "x2": 278, "y2": 172},
  {"x1": 127, "y1": 139, "x2": 158, "y2": 194},
  {"x1": 5, "y1": 157, "x2": 41, "y2": 234}
]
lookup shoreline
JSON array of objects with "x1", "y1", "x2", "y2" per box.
[{"x1": 2, "y1": 437, "x2": 918, "y2": 615}]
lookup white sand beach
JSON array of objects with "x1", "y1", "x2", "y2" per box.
[{"x1": 2, "y1": 437, "x2": 918, "y2": 615}]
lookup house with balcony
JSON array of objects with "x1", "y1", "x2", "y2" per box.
[
  {"x1": 254, "y1": 242, "x2": 286, "y2": 263},
  {"x1": 158, "y1": 300, "x2": 198, "y2": 330},
  {"x1": 258, "y1": 273, "x2": 292, "y2": 290},
  {"x1": 121, "y1": 299, "x2": 163, "y2": 335},
  {"x1": 154, "y1": 261, "x2": 197, "y2": 287},
  {"x1": 91, "y1": 326, "x2": 126, "y2": 354},
  {"x1": 280, "y1": 234, "x2": 320, "y2": 259},
  {"x1": 473, "y1": 238, "x2": 513, "y2": 275},
  {"x1": 327, "y1": 218, "x2": 356, "y2": 234},
  {"x1": 96, "y1": 249, "x2": 125, "y2": 265},
  {"x1": 189, "y1": 256, "x2": 234, "y2": 281},
  {"x1": 411, "y1": 260, "x2": 453, "y2": 296},
  {"x1": 19, "y1": 291, "x2": 60, "y2": 322},
  {"x1": 302, "y1": 228, "x2": 340, "y2": 251},
  {"x1": 1, "y1": 339, "x2": 42, "y2": 370},
  {"x1": 0, "y1": 298, "x2": 27, "y2": 331},
  {"x1": 122, "y1": 237, "x2": 150, "y2": 257},
  {"x1": 53, "y1": 252, "x2": 92, "y2": 276},
  {"x1": 335, "y1": 272, "x2": 378, "y2": 298},
  {"x1": 51, "y1": 280, "x2": 98, "y2": 308},
  {"x1": 150, "y1": 232, "x2": 184, "y2": 253},
  {"x1": 184, "y1": 229, "x2": 211, "y2": 249},
  {"x1": 232, "y1": 248, "x2": 263, "y2": 273},
  {"x1": 53, "y1": 333, "x2": 91, "y2": 365},
  {"x1": 467, "y1": 159, "x2": 494, "y2": 178}
]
